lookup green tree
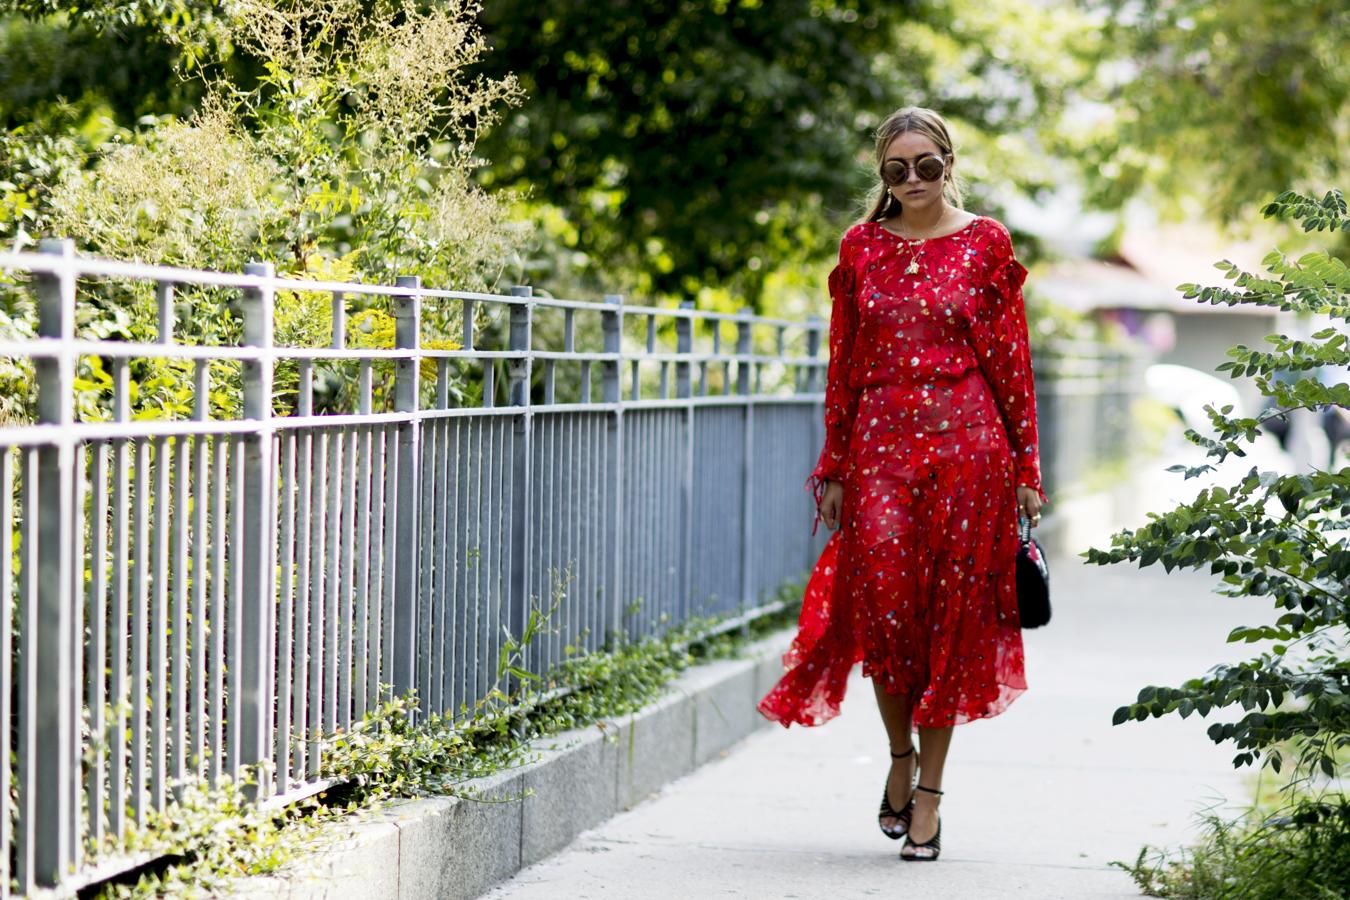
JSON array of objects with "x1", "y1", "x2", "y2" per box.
[
  {"x1": 1066, "y1": 0, "x2": 1350, "y2": 229},
  {"x1": 472, "y1": 0, "x2": 1093, "y2": 306}
]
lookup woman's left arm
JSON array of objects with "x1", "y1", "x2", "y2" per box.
[{"x1": 969, "y1": 223, "x2": 1048, "y2": 504}]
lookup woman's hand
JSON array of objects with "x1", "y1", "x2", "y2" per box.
[
  {"x1": 1016, "y1": 485, "x2": 1043, "y2": 525},
  {"x1": 819, "y1": 480, "x2": 845, "y2": 531}
]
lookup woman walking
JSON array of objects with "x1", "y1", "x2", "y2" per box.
[{"x1": 756, "y1": 106, "x2": 1048, "y2": 862}]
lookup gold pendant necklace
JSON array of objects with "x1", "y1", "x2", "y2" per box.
[
  {"x1": 904, "y1": 248, "x2": 924, "y2": 275},
  {"x1": 901, "y1": 237, "x2": 927, "y2": 275},
  {"x1": 895, "y1": 213, "x2": 961, "y2": 276}
]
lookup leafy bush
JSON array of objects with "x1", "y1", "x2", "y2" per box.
[
  {"x1": 48, "y1": 0, "x2": 523, "y2": 290},
  {"x1": 1, "y1": 0, "x2": 526, "y2": 423},
  {"x1": 1087, "y1": 188, "x2": 1348, "y2": 780},
  {"x1": 1086, "y1": 188, "x2": 1349, "y2": 897}
]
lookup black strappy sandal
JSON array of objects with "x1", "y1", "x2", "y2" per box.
[
  {"x1": 899, "y1": 785, "x2": 943, "y2": 861},
  {"x1": 877, "y1": 747, "x2": 915, "y2": 840}
]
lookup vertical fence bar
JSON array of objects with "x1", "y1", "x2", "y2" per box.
[
  {"x1": 417, "y1": 408, "x2": 436, "y2": 710},
  {"x1": 736, "y1": 307, "x2": 754, "y2": 615},
  {"x1": 675, "y1": 302, "x2": 694, "y2": 633},
  {"x1": 368, "y1": 425, "x2": 387, "y2": 708},
  {"x1": 432, "y1": 367, "x2": 449, "y2": 713},
  {"x1": 190, "y1": 363, "x2": 209, "y2": 777},
  {"x1": 804, "y1": 316, "x2": 824, "y2": 550},
  {"x1": 130, "y1": 437, "x2": 149, "y2": 821},
  {"x1": 150, "y1": 436, "x2": 170, "y2": 811},
  {"x1": 31, "y1": 238, "x2": 77, "y2": 884},
  {"x1": 1, "y1": 450, "x2": 14, "y2": 894},
  {"x1": 86, "y1": 441, "x2": 108, "y2": 847},
  {"x1": 325, "y1": 430, "x2": 341, "y2": 734},
  {"x1": 448, "y1": 418, "x2": 464, "y2": 712},
  {"x1": 339, "y1": 428, "x2": 356, "y2": 730},
  {"x1": 68, "y1": 441, "x2": 85, "y2": 864},
  {"x1": 391, "y1": 277, "x2": 421, "y2": 704},
  {"x1": 275, "y1": 432, "x2": 294, "y2": 795},
  {"x1": 355, "y1": 366, "x2": 373, "y2": 720},
  {"x1": 492, "y1": 423, "x2": 504, "y2": 699},
  {"x1": 294, "y1": 362, "x2": 313, "y2": 781},
  {"x1": 171, "y1": 437, "x2": 189, "y2": 796},
  {"x1": 16, "y1": 449, "x2": 38, "y2": 895},
  {"x1": 109, "y1": 360, "x2": 130, "y2": 832},
  {"x1": 562, "y1": 413, "x2": 574, "y2": 661},
  {"x1": 456, "y1": 421, "x2": 473, "y2": 714},
  {"x1": 588, "y1": 415, "x2": 600, "y2": 653},
  {"x1": 209, "y1": 435, "x2": 228, "y2": 783},
  {"x1": 380, "y1": 423, "x2": 397, "y2": 697},
  {"x1": 493, "y1": 418, "x2": 507, "y2": 685},
  {"x1": 531, "y1": 416, "x2": 546, "y2": 674},
  {"x1": 239, "y1": 262, "x2": 275, "y2": 796},
  {"x1": 506, "y1": 286, "x2": 533, "y2": 694},
  {"x1": 308, "y1": 428, "x2": 326, "y2": 774},
  {"x1": 601, "y1": 294, "x2": 623, "y2": 647},
  {"x1": 226, "y1": 439, "x2": 244, "y2": 780}
]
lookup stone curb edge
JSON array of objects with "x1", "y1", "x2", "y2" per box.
[{"x1": 227, "y1": 628, "x2": 796, "y2": 900}]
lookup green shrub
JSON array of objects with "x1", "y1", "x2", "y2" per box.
[{"x1": 1086, "y1": 188, "x2": 1350, "y2": 897}]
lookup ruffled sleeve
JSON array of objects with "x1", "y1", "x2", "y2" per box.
[
  {"x1": 968, "y1": 222, "x2": 1048, "y2": 504},
  {"x1": 805, "y1": 230, "x2": 863, "y2": 535}
]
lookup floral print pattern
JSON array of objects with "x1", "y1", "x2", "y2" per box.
[{"x1": 757, "y1": 215, "x2": 1046, "y2": 729}]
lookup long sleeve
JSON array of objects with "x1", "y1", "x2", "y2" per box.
[
  {"x1": 968, "y1": 224, "x2": 1048, "y2": 504},
  {"x1": 805, "y1": 232, "x2": 862, "y2": 535}
]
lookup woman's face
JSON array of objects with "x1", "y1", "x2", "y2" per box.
[{"x1": 882, "y1": 132, "x2": 948, "y2": 213}]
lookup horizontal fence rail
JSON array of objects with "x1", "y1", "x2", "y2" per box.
[{"x1": 0, "y1": 241, "x2": 1142, "y2": 895}]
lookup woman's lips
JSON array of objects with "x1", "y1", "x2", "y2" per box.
[{"x1": 906, "y1": 189, "x2": 924, "y2": 195}]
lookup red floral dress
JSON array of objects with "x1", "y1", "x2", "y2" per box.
[{"x1": 757, "y1": 214, "x2": 1047, "y2": 730}]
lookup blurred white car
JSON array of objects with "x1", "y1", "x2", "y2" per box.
[{"x1": 1143, "y1": 363, "x2": 1294, "y2": 476}]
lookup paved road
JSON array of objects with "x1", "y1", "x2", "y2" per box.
[{"x1": 485, "y1": 454, "x2": 1265, "y2": 898}]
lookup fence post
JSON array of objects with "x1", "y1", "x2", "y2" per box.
[
  {"x1": 239, "y1": 261, "x2": 275, "y2": 798},
  {"x1": 675, "y1": 301, "x2": 694, "y2": 626},
  {"x1": 31, "y1": 238, "x2": 77, "y2": 887},
  {"x1": 391, "y1": 276, "x2": 421, "y2": 708},
  {"x1": 507, "y1": 286, "x2": 533, "y2": 686},
  {"x1": 805, "y1": 315, "x2": 824, "y2": 535},
  {"x1": 736, "y1": 307, "x2": 755, "y2": 618},
  {"x1": 601, "y1": 295, "x2": 623, "y2": 645}
]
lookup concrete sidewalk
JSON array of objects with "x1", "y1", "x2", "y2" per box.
[{"x1": 485, "y1": 455, "x2": 1266, "y2": 898}]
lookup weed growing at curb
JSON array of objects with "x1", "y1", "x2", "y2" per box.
[{"x1": 1110, "y1": 787, "x2": 1350, "y2": 899}]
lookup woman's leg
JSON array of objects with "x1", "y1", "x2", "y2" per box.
[
  {"x1": 905, "y1": 724, "x2": 953, "y2": 853},
  {"x1": 872, "y1": 678, "x2": 916, "y2": 831}
]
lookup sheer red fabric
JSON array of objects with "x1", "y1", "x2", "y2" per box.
[{"x1": 757, "y1": 215, "x2": 1047, "y2": 730}]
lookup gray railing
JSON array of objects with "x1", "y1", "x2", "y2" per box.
[
  {"x1": 0, "y1": 240, "x2": 830, "y2": 895},
  {"x1": 1035, "y1": 338, "x2": 1148, "y2": 492}
]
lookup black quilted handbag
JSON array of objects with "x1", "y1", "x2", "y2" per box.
[{"x1": 1016, "y1": 515, "x2": 1051, "y2": 628}]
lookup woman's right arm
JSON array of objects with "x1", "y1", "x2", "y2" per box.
[{"x1": 806, "y1": 231, "x2": 862, "y2": 535}]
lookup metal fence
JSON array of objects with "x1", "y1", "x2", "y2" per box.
[
  {"x1": 0, "y1": 240, "x2": 1145, "y2": 895},
  {"x1": 0, "y1": 240, "x2": 831, "y2": 894},
  {"x1": 1035, "y1": 338, "x2": 1148, "y2": 493}
]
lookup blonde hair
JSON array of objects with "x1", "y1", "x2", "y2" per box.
[{"x1": 861, "y1": 106, "x2": 966, "y2": 224}]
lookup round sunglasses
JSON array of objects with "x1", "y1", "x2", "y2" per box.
[{"x1": 879, "y1": 153, "x2": 949, "y2": 186}]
